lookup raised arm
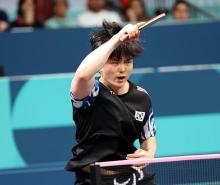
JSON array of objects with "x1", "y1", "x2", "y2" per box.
[
  {"x1": 70, "y1": 35, "x2": 120, "y2": 100},
  {"x1": 70, "y1": 22, "x2": 145, "y2": 100}
]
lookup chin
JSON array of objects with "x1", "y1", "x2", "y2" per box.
[
  {"x1": 114, "y1": 81, "x2": 126, "y2": 88},
  {"x1": 106, "y1": 78, "x2": 127, "y2": 90}
]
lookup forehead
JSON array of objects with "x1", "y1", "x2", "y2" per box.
[
  {"x1": 111, "y1": 55, "x2": 133, "y2": 60},
  {"x1": 176, "y1": 3, "x2": 189, "y2": 9}
]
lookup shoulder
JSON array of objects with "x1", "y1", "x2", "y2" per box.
[
  {"x1": 77, "y1": 11, "x2": 96, "y2": 26},
  {"x1": 102, "y1": 10, "x2": 122, "y2": 22},
  {"x1": 77, "y1": 11, "x2": 93, "y2": 20},
  {"x1": 45, "y1": 18, "x2": 57, "y2": 28},
  {"x1": 132, "y1": 83, "x2": 151, "y2": 97},
  {"x1": 70, "y1": 79, "x2": 100, "y2": 109},
  {"x1": 128, "y1": 83, "x2": 152, "y2": 106}
]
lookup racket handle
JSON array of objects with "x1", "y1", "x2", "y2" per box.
[{"x1": 119, "y1": 34, "x2": 128, "y2": 42}]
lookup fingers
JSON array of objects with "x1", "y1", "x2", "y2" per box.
[
  {"x1": 126, "y1": 149, "x2": 151, "y2": 168},
  {"x1": 126, "y1": 149, "x2": 144, "y2": 160},
  {"x1": 126, "y1": 153, "x2": 143, "y2": 159},
  {"x1": 136, "y1": 21, "x2": 147, "y2": 29},
  {"x1": 126, "y1": 149, "x2": 153, "y2": 160},
  {"x1": 134, "y1": 149, "x2": 142, "y2": 153},
  {"x1": 119, "y1": 24, "x2": 140, "y2": 42},
  {"x1": 127, "y1": 26, "x2": 140, "y2": 40}
]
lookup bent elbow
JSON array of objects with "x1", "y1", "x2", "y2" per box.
[
  {"x1": 74, "y1": 71, "x2": 91, "y2": 82},
  {"x1": 70, "y1": 72, "x2": 94, "y2": 99}
]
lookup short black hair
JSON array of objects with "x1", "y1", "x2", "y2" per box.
[
  {"x1": 89, "y1": 20, "x2": 143, "y2": 60},
  {"x1": 0, "y1": 10, "x2": 8, "y2": 22}
]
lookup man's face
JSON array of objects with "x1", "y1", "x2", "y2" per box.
[
  {"x1": 88, "y1": 0, "x2": 105, "y2": 12},
  {"x1": 100, "y1": 56, "x2": 133, "y2": 91},
  {"x1": 21, "y1": 0, "x2": 35, "y2": 13},
  {"x1": 130, "y1": 0, "x2": 144, "y2": 18},
  {"x1": 0, "y1": 21, "x2": 9, "y2": 32},
  {"x1": 53, "y1": 0, "x2": 68, "y2": 17},
  {"x1": 173, "y1": 3, "x2": 189, "y2": 21}
]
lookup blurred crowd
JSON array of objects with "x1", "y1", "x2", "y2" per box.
[{"x1": 0, "y1": 0, "x2": 198, "y2": 32}]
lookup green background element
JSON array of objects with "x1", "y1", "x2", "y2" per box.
[
  {"x1": 12, "y1": 76, "x2": 73, "y2": 130},
  {"x1": 156, "y1": 113, "x2": 220, "y2": 156},
  {"x1": 0, "y1": 78, "x2": 26, "y2": 169},
  {"x1": 134, "y1": 113, "x2": 220, "y2": 156}
]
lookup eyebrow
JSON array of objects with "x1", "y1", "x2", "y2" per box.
[{"x1": 125, "y1": 57, "x2": 133, "y2": 61}]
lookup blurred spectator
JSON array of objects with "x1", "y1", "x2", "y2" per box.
[
  {"x1": 125, "y1": 0, "x2": 149, "y2": 22},
  {"x1": 11, "y1": 0, "x2": 43, "y2": 28},
  {"x1": 35, "y1": 0, "x2": 53, "y2": 24},
  {"x1": 77, "y1": 0, "x2": 122, "y2": 27},
  {"x1": 45, "y1": 0, "x2": 77, "y2": 29},
  {"x1": 120, "y1": 0, "x2": 129, "y2": 10},
  {"x1": 105, "y1": 0, "x2": 121, "y2": 12},
  {"x1": 0, "y1": 9, "x2": 9, "y2": 32},
  {"x1": 172, "y1": 0, "x2": 190, "y2": 21}
]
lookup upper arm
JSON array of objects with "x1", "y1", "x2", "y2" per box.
[
  {"x1": 70, "y1": 79, "x2": 100, "y2": 109},
  {"x1": 140, "y1": 99, "x2": 157, "y2": 156},
  {"x1": 70, "y1": 75, "x2": 95, "y2": 100},
  {"x1": 141, "y1": 104, "x2": 156, "y2": 140}
]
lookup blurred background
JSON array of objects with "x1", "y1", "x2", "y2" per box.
[{"x1": 0, "y1": 0, "x2": 220, "y2": 184}]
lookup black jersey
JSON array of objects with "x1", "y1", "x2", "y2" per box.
[{"x1": 65, "y1": 79, "x2": 156, "y2": 171}]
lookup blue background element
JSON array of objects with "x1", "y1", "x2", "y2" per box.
[{"x1": 0, "y1": 21, "x2": 220, "y2": 76}]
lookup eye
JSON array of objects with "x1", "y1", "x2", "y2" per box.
[
  {"x1": 125, "y1": 59, "x2": 133, "y2": 64},
  {"x1": 108, "y1": 60, "x2": 118, "y2": 65}
]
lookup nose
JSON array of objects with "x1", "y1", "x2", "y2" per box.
[{"x1": 118, "y1": 63, "x2": 126, "y2": 73}]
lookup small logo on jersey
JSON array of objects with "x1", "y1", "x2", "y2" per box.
[
  {"x1": 110, "y1": 90, "x2": 115, "y2": 95},
  {"x1": 135, "y1": 111, "x2": 145, "y2": 121}
]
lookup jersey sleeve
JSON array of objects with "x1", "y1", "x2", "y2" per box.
[
  {"x1": 141, "y1": 102, "x2": 156, "y2": 140},
  {"x1": 70, "y1": 79, "x2": 100, "y2": 109}
]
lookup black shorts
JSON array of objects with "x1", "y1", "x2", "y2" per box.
[
  {"x1": 74, "y1": 168, "x2": 156, "y2": 185},
  {"x1": 75, "y1": 170, "x2": 91, "y2": 185}
]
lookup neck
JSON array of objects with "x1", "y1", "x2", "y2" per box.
[{"x1": 99, "y1": 78, "x2": 130, "y2": 95}]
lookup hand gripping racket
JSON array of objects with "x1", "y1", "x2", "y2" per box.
[{"x1": 120, "y1": 13, "x2": 166, "y2": 41}]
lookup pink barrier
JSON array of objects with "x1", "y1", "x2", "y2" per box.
[{"x1": 95, "y1": 153, "x2": 220, "y2": 167}]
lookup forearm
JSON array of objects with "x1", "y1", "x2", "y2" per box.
[
  {"x1": 74, "y1": 35, "x2": 120, "y2": 81},
  {"x1": 70, "y1": 36, "x2": 120, "y2": 98},
  {"x1": 141, "y1": 137, "x2": 157, "y2": 158}
]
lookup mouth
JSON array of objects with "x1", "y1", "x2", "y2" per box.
[
  {"x1": 116, "y1": 76, "x2": 126, "y2": 81},
  {"x1": 116, "y1": 76, "x2": 126, "y2": 82}
]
